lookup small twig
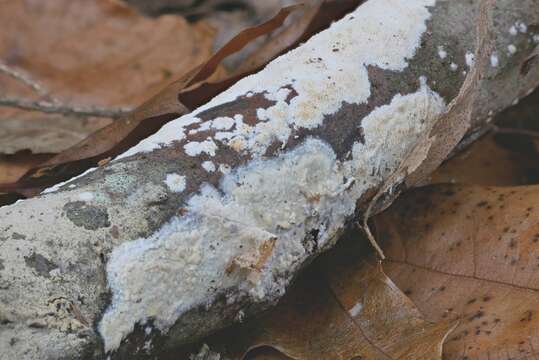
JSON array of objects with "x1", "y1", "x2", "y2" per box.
[
  {"x1": 0, "y1": 96, "x2": 131, "y2": 118},
  {"x1": 0, "y1": 62, "x2": 47, "y2": 95},
  {"x1": 359, "y1": 214, "x2": 386, "y2": 260},
  {"x1": 491, "y1": 124, "x2": 539, "y2": 138}
]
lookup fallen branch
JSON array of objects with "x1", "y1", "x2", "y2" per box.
[{"x1": 0, "y1": 0, "x2": 537, "y2": 359}]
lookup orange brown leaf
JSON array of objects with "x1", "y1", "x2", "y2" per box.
[{"x1": 376, "y1": 184, "x2": 539, "y2": 359}]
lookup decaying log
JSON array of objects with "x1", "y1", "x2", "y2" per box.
[{"x1": 1, "y1": 0, "x2": 538, "y2": 358}]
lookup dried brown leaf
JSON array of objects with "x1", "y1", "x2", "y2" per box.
[
  {"x1": 431, "y1": 133, "x2": 538, "y2": 186},
  {"x1": 0, "y1": 152, "x2": 53, "y2": 184},
  {"x1": 375, "y1": 184, "x2": 539, "y2": 359},
  {"x1": 0, "y1": 0, "x2": 214, "y2": 154}
]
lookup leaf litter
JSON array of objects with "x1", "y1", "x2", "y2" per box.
[
  {"x1": 0, "y1": 0, "x2": 362, "y2": 203},
  {"x1": 2, "y1": 1, "x2": 539, "y2": 359}
]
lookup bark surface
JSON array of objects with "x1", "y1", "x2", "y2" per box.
[{"x1": 0, "y1": 0, "x2": 538, "y2": 359}]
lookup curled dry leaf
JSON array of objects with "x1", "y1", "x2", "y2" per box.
[
  {"x1": 180, "y1": 237, "x2": 454, "y2": 360},
  {"x1": 0, "y1": 151, "x2": 54, "y2": 204},
  {"x1": 375, "y1": 184, "x2": 539, "y2": 359},
  {"x1": 0, "y1": 0, "x2": 362, "y2": 202},
  {"x1": 0, "y1": 0, "x2": 215, "y2": 154}
]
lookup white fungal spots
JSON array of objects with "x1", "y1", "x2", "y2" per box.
[
  {"x1": 201, "y1": 161, "x2": 216, "y2": 173},
  {"x1": 265, "y1": 87, "x2": 291, "y2": 102},
  {"x1": 77, "y1": 192, "x2": 94, "y2": 202},
  {"x1": 98, "y1": 0, "x2": 444, "y2": 352},
  {"x1": 533, "y1": 34, "x2": 539, "y2": 44},
  {"x1": 219, "y1": 164, "x2": 231, "y2": 174},
  {"x1": 437, "y1": 46, "x2": 447, "y2": 59},
  {"x1": 189, "y1": 117, "x2": 236, "y2": 135},
  {"x1": 490, "y1": 53, "x2": 499, "y2": 67},
  {"x1": 184, "y1": 139, "x2": 218, "y2": 157},
  {"x1": 450, "y1": 62, "x2": 458, "y2": 71},
  {"x1": 142, "y1": 339, "x2": 152, "y2": 353},
  {"x1": 509, "y1": 25, "x2": 518, "y2": 36},
  {"x1": 465, "y1": 52, "x2": 475, "y2": 67},
  {"x1": 507, "y1": 44, "x2": 517, "y2": 55},
  {"x1": 211, "y1": 117, "x2": 235, "y2": 130},
  {"x1": 516, "y1": 21, "x2": 527, "y2": 34},
  {"x1": 508, "y1": 21, "x2": 527, "y2": 37},
  {"x1": 349, "y1": 302, "x2": 363, "y2": 317},
  {"x1": 164, "y1": 174, "x2": 186, "y2": 193},
  {"x1": 236, "y1": 310, "x2": 245, "y2": 322}
]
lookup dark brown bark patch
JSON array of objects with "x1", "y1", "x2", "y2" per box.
[{"x1": 196, "y1": 92, "x2": 274, "y2": 126}]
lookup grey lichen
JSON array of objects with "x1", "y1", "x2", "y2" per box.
[
  {"x1": 63, "y1": 201, "x2": 111, "y2": 231},
  {"x1": 24, "y1": 253, "x2": 58, "y2": 278}
]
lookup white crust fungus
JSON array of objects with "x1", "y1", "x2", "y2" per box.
[
  {"x1": 164, "y1": 174, "x2": 187, "y2": 193},
  {"x1": 202, "y1": 161, "x2": 216, "y2": 173},
  {"x1": 98, "y1": 0, "x2": 445, "y2": 352}
]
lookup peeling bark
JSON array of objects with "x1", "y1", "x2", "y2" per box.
[{"x1": 0, "y1": 0, "x2": 538, "y2": 359}]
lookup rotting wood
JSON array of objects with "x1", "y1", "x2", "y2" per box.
[{"x1": 0, "y1": 0, "x2": 538, "y2": 359}]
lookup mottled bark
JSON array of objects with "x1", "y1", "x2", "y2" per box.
[{"x1": 0, "y1": 0, "x2": 538, "y2": 359}]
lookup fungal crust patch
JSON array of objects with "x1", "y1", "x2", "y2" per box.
[
  {"x1": 99, "y1": 82, "x2": 445, "y2": 352},
  {"x1": 98, "y1": 0, "x2": 445, "y2": 352}
]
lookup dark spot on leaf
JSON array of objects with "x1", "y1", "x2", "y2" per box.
[
  {"x1": 468, "y1": 310, "x2": 485, "y2": 321},
  {"x1": 161, "y1": 68, "x2": 173, "y2": 79},
  {"x1": 520, "y1": 310, "x2": 533, "y2": 322}
]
